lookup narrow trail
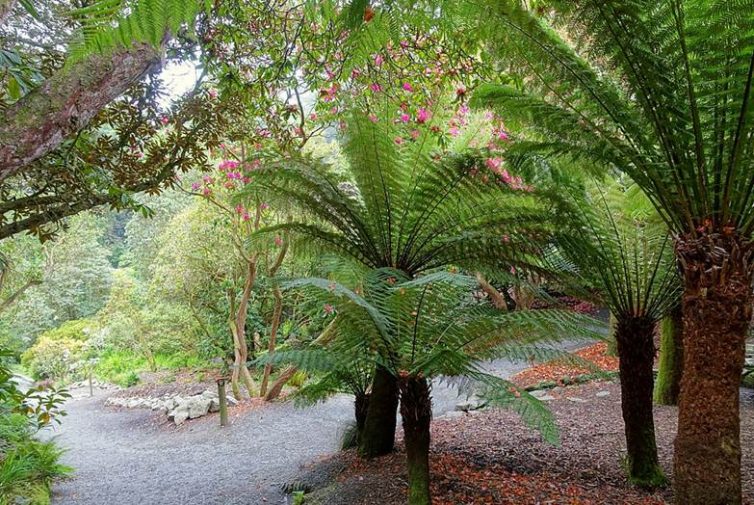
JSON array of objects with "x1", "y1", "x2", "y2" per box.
[{"x1": 50, "y1": 342, "x2": 589, "y2": 505}]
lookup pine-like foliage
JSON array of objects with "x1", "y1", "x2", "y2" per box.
[
  {"x1": 246, "y1": 106, "x2": 571, "y2": 278},
  {"x1": 455, "y1": 0, "x2": 754, "y2": 236},
  {"x1": 554, "y1": 182, "x2": 681, "y2": 321},
  {"x1": 67, "y1": 0, "x2": 208, "y2": 62},
  {"x1": 262, "y1": 269, "x2": 605, "y2": 444}
]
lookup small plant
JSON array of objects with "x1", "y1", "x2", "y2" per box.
[{"x1": 291, "y1": 490, "x2": 306, "y2": 505}]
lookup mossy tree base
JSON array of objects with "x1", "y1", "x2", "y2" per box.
[{"x1": 358, "y1": 365, "x2": 398, "y2": 459}]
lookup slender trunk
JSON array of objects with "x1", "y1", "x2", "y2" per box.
[
  {"x1": 674, "y1": 234, "x2": 752, "y2": 505},
  {"x1": 607, "y1": 312, "x2": 618, "y2": 357},
  {"x1": 235, "y1": 259, "x2": 257, "y2": 397},
  {"x1": 359, "y1": 365, "x2": 399, "y2": 458},
  {"x1": 354, "y1": 392, "x2": 370, "y2": 446},
  {"x1": 615, "y1": 315, "x2": 666, "y2": 487},
  {"x1": 654, "y1": 305, "x2": 684, "y2": 406},
  {"x1": 399, "y1": 375, "x2": 432, "y2": 505},
  {"x1": 263, "y1": 365, "x2": 296, "y2": 401},
  {"x1": 260, "y1": 286, "x2": 283, "y2": 398}
]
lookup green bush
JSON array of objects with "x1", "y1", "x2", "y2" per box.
[
  {"x1": 742, "y1": 371, "x2": 754, "y2": 389},
  {"x1": 21, "y1": 337, "x2": 86, "y2": 381},
  {"x1": 93, "y1": 350, "x2": 209, "y2": 387}
]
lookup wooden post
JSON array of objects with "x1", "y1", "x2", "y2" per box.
[
  {"x1": 217, "y1": 379, "x2": 228, "y2": 427},
  {"x1": 88, "y1": 370, "x2": 93, "y2": 397}
]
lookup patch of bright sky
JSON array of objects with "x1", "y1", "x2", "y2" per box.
[{"x1": 159, "y1": 60, "x2": 201, "y2": 107}]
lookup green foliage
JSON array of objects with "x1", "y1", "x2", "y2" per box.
[
  {"x1": 21, "y1": 336, "x2": 86, "y2": 381},
  {"x1": 463, "y1": 0, "x2": 754, "y2": 236},
  {"x1": 68, "y1": 0, "x2": 209, "y2": 62},
  {"x1": 264, "y1": 269, "x2": 605, "y2": 445}
]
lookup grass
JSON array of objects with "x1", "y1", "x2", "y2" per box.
[{"x1": 93, "y1": 350, "x2": 211, "y2": 387}]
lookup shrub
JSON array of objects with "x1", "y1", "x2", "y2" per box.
[{"x1": 21, "y1": 337, "x2": 86, "y2": 381}]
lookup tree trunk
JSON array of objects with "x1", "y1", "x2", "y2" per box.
[
  {"x1": 399, "y1": 375, "x2": 432, "y2": 505},
  {"x1": 674, "y1": 234, "x2": 753, "y2": 505},
  {"x1": 359, "y1": 365, "x2": 399, "y2": 458},
  {"x1": 263, "y1": 366, "x2": 296, "y2": 401},
  {"x1": 354, "y1": 392, "x2": 370, "y2": 446},
  {"x1": 654, "y1": 305, "x2": 683, "y2": 406},
  {"x1": 260, "y1": 286, "x2": 283, "y2": 398},
  {"x1": 615, "y1": 315, "x2": 666, "y2": 488},
  {"x1": 0, "y1": 43, "x2": 163, "y2": 179}
]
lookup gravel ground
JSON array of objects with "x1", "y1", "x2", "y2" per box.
[{"x1": 48, "y1": 346, "x2": 594, "y2": 505}]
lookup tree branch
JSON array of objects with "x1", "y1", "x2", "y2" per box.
[{"x1": 0, "y1": 43, "x2": 163, "y2": 180}]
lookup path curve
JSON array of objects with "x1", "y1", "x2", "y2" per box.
[{"x1": 50, "y1": 341, "x2": 590, "y2": 505}]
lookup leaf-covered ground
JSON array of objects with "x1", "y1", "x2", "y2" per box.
[
  {"x1": 510, "y1": 342, "x2": 619, "y2": 388},
  {"x1": 296, "y1": 379, "x2": 754, "y2": 504}
]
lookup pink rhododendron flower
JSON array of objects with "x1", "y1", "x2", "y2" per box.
[
  {"x1": 191, "y1": 182, "x2": 201, "y2": 191},
  {"x1": 448, "y1": 126, "x2": 460, "y2": 136},
  {"x1": 323, "y1": 304, "x2": 335, "y2": 315},
  {"x1": 502, "y1": 234, "x2": 510, "y2": 243},
  {"x1": 510, "y1": 266, "x2": 517, "y2": 274},
  {"x1": 242, "y1": 212, "x2": 250, "y2": 221},
  {"x1": 500, "y1": 169, "x2": 512, "y2": 185},
  {"x1": 242, "y1": 176, "x2": 251, "y2": 184},
  {"x1": 373, "y1": 54, "x2": 384, "y2": 66},
  {"x1": 208, "y1": 89, "x2": 218, "y2": 99},
  {"x1": 416, "y1": 108, "x2": 430, "y2": 124},
  {"x1": 235, "y1": 204, "x2": 245, "y2": 214},
  {"x1": 485, "y1": 157, "x2": 504, "y2": 173},
  {"x1": 402, "y1": 82, "x2": 414, "y2": 92},
  {"x1": 274, "y1": 235, "x2": 284, "y2": 247},
  {"x1": 160, "y1": 116, "x2": 169, "y2": 125},
  {"x1": 203, "y1": 175, "x2": 214, "y2": 184},
  {"x1": 309, "y1": 112, "x2": 318, "y2": 121},
  {"x1": 410, "y1": 129, "x2": 421, "y2": 140},
  {"x1": 456, "y1": 86, "x2": 467, "y2": 97},
  {"x1": 260, "y1": 202, "x2": 270, "y2": 210},
  {"x1": 400, "y1": 40, "x2": 409, "y2": 49},
  {"x1": 394, "y1": 136, "x2": 404, "y2": 145},
  {"x1": 370, "y1": 82, "x2": 382, "y2": 92},
  {"x1": 399, "y1": 113, "x2": 410, "y2": 123},
  {"x1": 351, "y1": 68, "x2": 362, "y2": 79},
  {"x1": 368, "y1": 114, "x2": 379, "y2": 123},
  {"x1": 202, "y1": 187, "x2": 212, "y2": 196}
]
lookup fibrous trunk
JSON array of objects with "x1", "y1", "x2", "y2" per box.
[
  {"x1": 615, "y1": 315, "x2": 666, "y2": 488},
  {"x1": 359, "y1": 365, "x2": 399, "y2": 458},
  {"x1": 354, "y1": 392, "x2": 370, "y2": 446},
  {"x1": 674, "y1": 234, "x2": 753, "y2": 505},
  {"x1": 399, "y1": 375, "x2": 432, "y2": 505},
  {"x1": 654, "y1": 305, "x2": 683, "y2": 406}
]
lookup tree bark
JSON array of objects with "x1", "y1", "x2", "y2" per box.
[
  {"x1": 615, "y1": 315, "x2": 666, "y2": 487},
  {"x1": 654, "y1": 305, "x2": 684, "y2": 406},
  {"x1": 354, "y1": 392, "x2": 370, "y2": 446},
  {"x1": 263, "y1": 365, "x2": 296, "y2": 401},
  {"x1": 359, "y1": 365, "x2": 399, "y2": 458},
  {"x1": 260, "y1": 285, "x2": 283, "y2": 398},
  {"x1": 674, "y1": 234, "x2": 753, "y2": 505},
  {"x1": 399, "y1": 375, "x2": 432, "y2": 505},
  {"x1": 0, "y1": 43, "x2": 162, "y2": 180}
]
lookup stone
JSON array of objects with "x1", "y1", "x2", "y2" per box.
[
  {"x1": 187, "y1": 397, "x2": 211, "y2": 419},
  {"x1": 168, "y1": 404, "x2": 190, "y2": 425},
  {"x1": 127, "y1": 398, "x2": 143, "y2": 409},
  {"x1": 566, "y1": 397, "x2": 587, "y2": 403},
  {"x1": 536, "y1": 395, "x2": 556, "y2": 401},
  {"x1": 595, "y1": 391, "x2": 610, "y2": 398},
  {"x1": 530, "y1": 389, "x2": 551, "y2": 399},
  {"x1": 209, "y1": 398, "x2": 220, "y2": 413}
]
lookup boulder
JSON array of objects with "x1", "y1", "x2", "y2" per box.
[
  {"x1": 168, "y1": 404, "x2": 190, "y2": 425},
  {"x1": 187, "y1": 396, "x2": 212, "y2": 419}
]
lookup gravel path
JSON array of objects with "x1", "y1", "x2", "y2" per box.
[{"x1": 49, "y1": 340, "x2": 591, "y2": 505}]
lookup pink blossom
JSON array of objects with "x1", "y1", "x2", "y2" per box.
[
  {"x1": 402, "y1": 82, "x2": 414, "y2": 92},
  {"x1": 309, "y1": 112, "x2": 318, "y2": 121},
  {"x1": 502, "y1": 234, "x2": 510, "y2": 243},
  {"x1": 448, "y1": 126, "x2": 460, "y2": 136},
  {"x1": 208, "y1": 89, "x2": 218, "y2": 99},
  {"x1": 203, "y1": 175, "x2": 214, "y2": 184},
  {"x1": 410, "y1": 129, "x2": 421, "y2": 140},
  {"x1": 416, "y1": 108, "x2": 430, "y2": 124},
  {"x1": 394, "y1": 136, "x2": 404, "y2": 145},
  {"x1": 373, "y1": 53, "x2": 384, "y2": 66},
  {"x1": 235, "y1": 204, "x2": 245, "y2": 214},
  {"x1": 399, "y1": 113, "x2": 410, "y2": 123},
  {"x1": 351, "y1": 68, "x2": 362, "y2": 79},
  {"x1": 458, "y1": 104, "x2": 470, "y2": 116},
  {"x1": 219, "y1": 160, "x2": 240, "y2": 171},
  {"x1": 500, "y1": 169, "x2": 512, "y2": 185},
  {"x1": 368, "y1": 114, "x2": 379, "y2": 123},
  {"x1": 370, "y1": 82, "x2": 382, "y2": 92},
  {"x1": 191, "y1": 182, "x2": 201, "y2": 191},
  {"x1": 510, "y1": 266, "x2": 517, "y2": 274},
  {"x1": 456, "y1": 86, "x2": 467, "y2": 97},
  {"x1": 323, "y1": 304, "x2": 335, "y2": 315},
  {"x1": 160, "y1": 116, "x2": 169, "y2": 125},
  {"x1": 260, "y1": 202, "x2": 270, "y2": 211},
  {"x1": 242, "y1": 176, "x2": 251, "y2": 184},
  {"x1": 274, "y1": 235, "x2": 284, "y2": 247},
  {"x1": 202, "y1": 187, "x2": 212, "y2": 196},
  {"x1": 400, "y1": 40, "x2": 409, "y2": 49},
  {"x1": 242, "y1": 212, "x2": 250, "y2": 221},
  {"x1": 485, "y1": 157, "x2": 504, "y2": 173}
]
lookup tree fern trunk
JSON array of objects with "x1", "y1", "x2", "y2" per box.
[
  {"x1": 674, "y1": 235, "x2": 752, "y2": 505},
  {"x1": 654, "y1": 305, "x2": 683, "y2": 406},
  {"x1": 615, "y1": 315, "x2": 666, "y2": 488},
  {"x1": 359, "y1": 365, "x2": 398, "y2": 458},
  {"x1": 399, "y1": 375, "x2": 432, "y2": 505},
  {"x1": 354, "y1": 392, "x2": 370, "y2": 446}
]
